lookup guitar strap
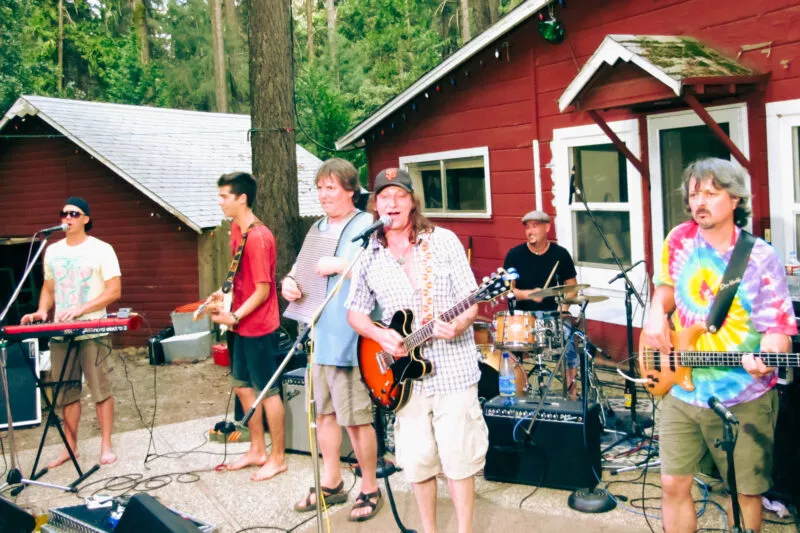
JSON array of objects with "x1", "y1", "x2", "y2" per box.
[
  {"x1": 221, "y1": 220, "x2": 263, "y2": 295},
  {"x1": 419, "y1": 232, "x2": 435, "y2": 325},
  {"x1": 706, "y1": 229, "x2": 756, "y2": 333}
]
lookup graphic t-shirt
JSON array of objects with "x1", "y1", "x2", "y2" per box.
[
  {"x1": 44, "y1": 236, "x2": 121, "y2": 320},
  {"x1": 655, "y1": 221, "x2": 797, "y2": 407}
]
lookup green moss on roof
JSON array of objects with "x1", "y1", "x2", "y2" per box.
[{"x1": 630, "y1": 36, "x2": 753, "y2": 78}]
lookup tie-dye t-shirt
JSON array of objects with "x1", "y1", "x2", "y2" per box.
[{"x1": 655, "y1": 221, "x2": 797, "y2": 407}]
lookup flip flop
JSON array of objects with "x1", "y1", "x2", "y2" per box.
[
  {"x1": 348, "y1": 489, "x2": 384, "y2": 522},
  {"x1": 294, "y1": 480, "x2": 347, "y2": 512}
]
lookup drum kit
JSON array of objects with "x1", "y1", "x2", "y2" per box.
[{"x1": 475, "y1": 283, "x2": 610, "y2": 403}]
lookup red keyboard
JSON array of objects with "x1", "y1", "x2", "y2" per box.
[{"x1": 0, "y1": 316, "x2": 141, "y2": 341}]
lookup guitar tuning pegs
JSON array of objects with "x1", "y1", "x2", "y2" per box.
[{"x1": 482, "y1": 276, "x2": 490, "y2": 283}]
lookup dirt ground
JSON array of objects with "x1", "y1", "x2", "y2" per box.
[{"x1": 9, "y1": 347, "x2": 233, "y2": 453}]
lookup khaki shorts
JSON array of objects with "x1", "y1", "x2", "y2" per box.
[
  {"x1": 49, "y1": 338, "x2": 113, "y2": 407},
  {"x1": 657, "y1": 390, "x2": 778, "y2": 495},
  {"x1": 311, "y1": 364, "x2": 373, "y2": 427},
  {"x1": 394, "y1": 385, "x2": 488, "y2": 483}
]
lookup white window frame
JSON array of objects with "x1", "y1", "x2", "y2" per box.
[
  {"x1": 399, "y1": 147, "x2": 492, "y2": 219},
  {"x1": 646, "y1": 103, "x2": 751, "y2": 267},
  {"x1": 551, "y1": 120, "x2": 647, "y2": 327},
  {"x1": 767, "y1": 98, "x2": 800, "y2": 263}
]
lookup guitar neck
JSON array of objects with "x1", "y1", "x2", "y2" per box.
[
  {"x1": 403, "y1": 294, "x2": 481, "y2": 351},
  {"x1": 677, "y1": 351, "x2": 800, "y2": 367}
]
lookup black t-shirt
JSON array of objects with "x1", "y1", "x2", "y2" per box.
[{"x1": 503, "y1": 242, "x2": 577, "y2": 312}]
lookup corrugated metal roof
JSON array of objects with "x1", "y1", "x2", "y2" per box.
[
  {"x1": 1, "y1": 96, "x2": 324, "y2": 231},
  {"x1": 559, "y1": 35, "x2": 757, "y2": 112}
]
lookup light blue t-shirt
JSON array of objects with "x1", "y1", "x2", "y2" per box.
[{"x1": 313, "y1": 211, "x2": 373, "y2": 366}]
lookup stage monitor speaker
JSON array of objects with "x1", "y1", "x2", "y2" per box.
[
  {"x1": 0, "y1": 338, "x2": 41, "y2": 429},
  {"x1": 116, "y1": 494, "x2": 202, "y2": 533},
  {"x1": 483, "y1": 397, "x2": 602, "y2": 490},
  {"x1": 282, "y1": 367, "x2": 354, "y2": 460},
  {"x1": 0, "y1": 497, "x2": 35, "y2": 533}
]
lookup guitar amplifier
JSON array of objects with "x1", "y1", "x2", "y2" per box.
[
  {"x1": 483, "y1": 397, "x2": 601, "y2": 490},
  {"x1": 281, "y1": 368, "x2": 354, "y2": 460},
  {"x1": 0, "y1": 338, "x2": 41, "y2": 429}
]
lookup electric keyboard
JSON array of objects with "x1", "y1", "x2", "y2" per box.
[{"x1": 0, "y1": 316, "x2": 142, "y2": 341}]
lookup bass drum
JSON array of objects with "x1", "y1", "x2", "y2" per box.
[{"x1": 477, "y1": 345, "x2": 526, "y2": 401}]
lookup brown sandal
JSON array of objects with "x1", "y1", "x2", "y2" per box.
[
  {"x1": 294, "y1": 480, "x2": 347, "y2": 512},
  {"x1": 348, "y1": 489, "x2": 383, "y2": 522}
]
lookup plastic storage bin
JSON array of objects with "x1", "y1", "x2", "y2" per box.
[{"x1": 160, "y1": 331, "x2": 213, "y2": 363}]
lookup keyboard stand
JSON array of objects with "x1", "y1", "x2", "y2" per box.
[{"x1": 11, "y1": 336, "x2": 99, "y2": 495}]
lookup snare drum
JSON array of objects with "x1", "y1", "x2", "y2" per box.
[
  {"x1": 533, "y1": 311, "x2": 563, "y2": 350},
  {"x1": 493, "y1": 311, "x2": 536, "y2": 351}
]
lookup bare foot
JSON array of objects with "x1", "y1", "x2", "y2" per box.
[
  {"x1": 100, "y1": 450, "x2": 117, "y2": 465},
  {"x1": 251, "y1": 459, "x2": 287, "y2": 481},
  {"x1": 225, "y1": 451, "x2": 267, "y2": 471},
  {"x1": 47, "y1": 449, "x2": 79, "y2": 469}
]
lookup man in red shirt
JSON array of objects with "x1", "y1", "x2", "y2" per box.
[{"x1": 209, "y1": 172, "x2": 287, "y2": 481}]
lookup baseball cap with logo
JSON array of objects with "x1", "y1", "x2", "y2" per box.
[{"x1": 373, "y1": 168, "x2": 414, "y2": 195}]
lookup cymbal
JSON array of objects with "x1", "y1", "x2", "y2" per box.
[
  {"x1": 561, "y1": 294, "x2": 609, "y2": 305},
  {"x1": 527, "y1": 283, "x2": 590, "y2": 299}
]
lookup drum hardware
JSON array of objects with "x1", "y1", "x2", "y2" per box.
[{"x1": 526, "y1": 283, "x2": 590, "y2": 300}]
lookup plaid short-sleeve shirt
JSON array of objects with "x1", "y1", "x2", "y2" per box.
[{"x1": 345, "y1": 227, "x2": 480, "y2": 396}]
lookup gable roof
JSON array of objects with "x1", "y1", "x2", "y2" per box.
[
  {"x1": 0, "y1": 96, "x2": 324, "y2": 232},
  {"x1": 558, "y1": 35, "x2": 758, "y2": 112},
  {"x1": 335, "y1": 0, "x2": 551, "y2": 150}
]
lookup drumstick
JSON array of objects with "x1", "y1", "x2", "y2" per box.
[{"x1": 543, "y1": 261, "x2": 559, "y2": 290}]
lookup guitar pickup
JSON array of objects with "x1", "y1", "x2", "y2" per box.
[{"x1": 377, "y1": 352, "x2": 390, "y2": 374}]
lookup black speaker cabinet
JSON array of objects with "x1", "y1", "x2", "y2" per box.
[
  {"x1": 0, "y1": 497, "x2": 35, "y2": 533},
  {"x1": 0, "y1": 339, "x2": 40, "y2": 429},
  {"x1": 483, "y1": 397, "x2": 602, "y2": 490},
  {"x1": 116, "y1": 494, "x2": 202, "y2": 533}
]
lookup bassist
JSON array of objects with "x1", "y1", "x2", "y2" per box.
[
  {"x1": 346, "y1": 168, "x2": 488, "y2": 533},
  {"x1": 643, "y1": 158, "x2": 797, "y2": 533}
]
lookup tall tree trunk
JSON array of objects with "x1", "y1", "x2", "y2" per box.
[
  {"x1": 248, "y1": 0, "x2": 300, "y2": 279},
  {"x1": 473, "y1": 0, "x2": 491, "y2": 34},
  {"x1": 488, "y1": 0, "x2": 499, "y2": 24},
  {"x1": 223, "y1": 0, "x2": 239, "y2": 31},
  {"x1": 306, "y1": 0, "x2": 314, "y2": 65},
  {"x1": 132, "y1": 0, "x2": 150, "y2": 65},
  {"x1": 459, "y1": 0, "x2": 471, "y2": 43},
  {"x1": 210, "y1": 0, "x2": 228, "y2": 112},
  {"x1": 58, "y1": 0, "x2": 63, "y2": 92},
  {"x1": 327, "y1": 0, "x2": 336, "y2": 73}
]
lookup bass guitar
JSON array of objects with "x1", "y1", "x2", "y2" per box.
[
  {"x1": 359, "y1": 268, "x2": 516, "y2": 411},
  {"x1": 638, "y1": 323, "x2": 800, "y2": 396}
]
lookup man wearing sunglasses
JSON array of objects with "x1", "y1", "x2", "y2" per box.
[{"x1": 21, "y1": 197, "x2": 122, "y2": 468}]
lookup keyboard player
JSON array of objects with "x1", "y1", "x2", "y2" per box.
[{"x1": 21, "y1": 197, "x2": 122, "y2": 467}]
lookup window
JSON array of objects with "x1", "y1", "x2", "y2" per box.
[
  {"x1": 767, "y1": 99, "x2": 800, "y2": 262},
  {"x1": 400, "y1": 147, "x2": 492, "y2": 218},
  {"x1": 570, "y1": 144, "x2": 632, "y2": 268}
]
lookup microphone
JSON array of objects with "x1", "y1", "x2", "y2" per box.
[
  {"x1": 708, "y1": 396, "x2": 739, "y2": 425},
  {"x1": 38, "y1": 223, "x2": 69, "y2": 236},
  {"x1": 608, "y1": 259, "x2": 646, "y2": 284},
  {"x1": 568, "y1": 167, "x2": 576, "y2": 206},
  {"x1": 351, "y1": 215, "x2": 392, "y2": 243}
]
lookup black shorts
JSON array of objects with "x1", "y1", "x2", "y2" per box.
[{"x1": 230, "y1": 331, "x2": 281, "y2": 396}]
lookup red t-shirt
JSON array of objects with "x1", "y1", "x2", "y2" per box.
[{"x1": 230, "y1": 222, "x2": 280, "y2": 337}]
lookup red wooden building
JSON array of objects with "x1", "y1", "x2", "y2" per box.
[
  {"x1": 0, "y1": 96, "x2": 323, "y2": 345},
  {"x1": 336, "y1": 0, "x2": 800, "y2": 360}
]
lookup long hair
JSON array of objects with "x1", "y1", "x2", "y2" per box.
[
  {"x1": 367, "y1": 191, "x2": 435, "y2": 246},
  {"x1": 681, "y1": 158, "x2": 751, "y2": 228}
]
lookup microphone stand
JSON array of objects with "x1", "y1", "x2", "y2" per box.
[
  {"x1": 572, "y1": 185, "x2": 648, "y2": 440},
  {"x1": 711, "y1": 414, "x2": 752, "y2": 532},
  {"x1": 241, "y1": 231, "x2": 414, "y2": 533},
  {"x1": 0, "y1": 233, "x2": 77, "y2": 495}
]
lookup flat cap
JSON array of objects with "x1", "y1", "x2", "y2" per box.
[{"x1": 521, "y1": 210, "x2": 550, "y2": 224}]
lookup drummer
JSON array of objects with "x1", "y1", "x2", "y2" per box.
[{"x1": 503, "y1": 210, "x2": 579, "y2": 397}]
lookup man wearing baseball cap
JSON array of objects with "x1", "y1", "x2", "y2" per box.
[
  {"x1": 21, "y1": 197, "x2": 122, "y2": 467},
  {"x1": 503, "y1": 209, "x2": 581, "y2": 396},
  {"x1": 346, "y1": 168, "x2": 488, "y2": 532}
]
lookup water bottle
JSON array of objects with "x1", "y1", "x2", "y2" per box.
[{"x1": 499, "y1": 352, "x2": 517, "y2": 404}]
